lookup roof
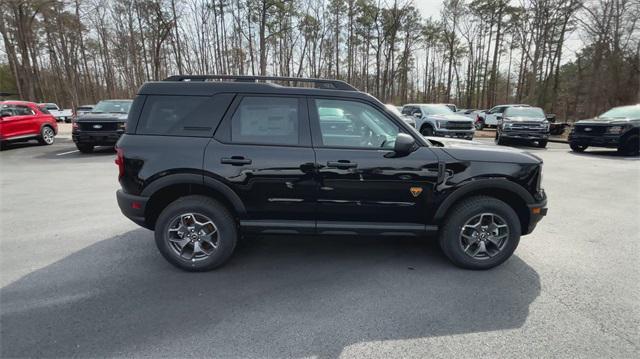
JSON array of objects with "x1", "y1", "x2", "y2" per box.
[
  {"x1": 1, "y1": 100, "x2": 38, "y2": 106},
  {"x1": 137, "y1": 81, "x2": 377, "y2": 102}
]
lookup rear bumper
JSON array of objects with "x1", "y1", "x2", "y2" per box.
[
  {"x1": 116, "y1": 190, "x2": 149, "y2": 228},
  {"x1": 73, "y1": 130, "x2": 123, "y2": 146},
  {"x1": 568, "y1": 134, "x2": 622, "y2": 148}
]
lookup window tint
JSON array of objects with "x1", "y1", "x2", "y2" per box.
[
  {"x1": 137, "y1": 95, "x2": 231, "y2": 137},
  {"x1": 15, "y1": 105, "x2": 35, "y2": 115},
  {"x1": 315, "y1": 99, "x2": 399, "y2": 149},
  {"x1": 230, "y1": 96, "x2": 299, "y2": 145}
]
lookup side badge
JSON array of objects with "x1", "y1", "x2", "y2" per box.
[{"x1": 410, "y1": 187, "x2": 423, "y2": 197}]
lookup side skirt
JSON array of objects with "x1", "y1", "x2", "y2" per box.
[{"x1": 240, "y1": 220, "x2": 438, "y2": 236}]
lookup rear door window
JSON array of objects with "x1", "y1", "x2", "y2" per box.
[
  {"x1": 226, "y1": 96, "x2": 303, "y2": 146},
  {"x1": 136, "y1": 94, "x2": 233, "y2": 137}
]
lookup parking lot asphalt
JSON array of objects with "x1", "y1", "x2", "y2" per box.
[{"x1": 1, "y1": 136, "x2": 639, "y2": 358}]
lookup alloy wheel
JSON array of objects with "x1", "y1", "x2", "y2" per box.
[
  {"x1": 167, "y1": 212, "x2": 219, "y2": 261},
  {"x1": 459, "y1": 213, "x2": 510, "y2": 260},
  {"x1": 42, "y1": 127, "x2": 55, "y2": 144}
]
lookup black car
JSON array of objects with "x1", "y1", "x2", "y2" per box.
[
  {"x1": 72, "y1": 99, "x2": 133, "y2": 153},
  {"x1": 569, "y1": 105, "x2": 640, "y2": 155},
  {"x1": 495, "y1": 106, "x2": 550, "y2": 148},
  {"x1": 115, "y1": 75, "x2": 547, "y2": 271}
]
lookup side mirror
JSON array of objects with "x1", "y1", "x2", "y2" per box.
[
  {"x1": 392, "y1": 133, "x2": 416, "y2": 157},
  {"x1": 546, "y1": 113, "x2": 556, "y2": 122},
  {"x1": 496, "y1": 114, "x2": 503, "y2": 119},
  {"x1": 0, "y1": 110, "x2": 12, "y2": 118},
  {"x1": 412, "y1": 112, "x2": 421, "y2": 118}
]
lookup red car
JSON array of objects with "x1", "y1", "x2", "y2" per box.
[{"x1": 0, "y1": 101, "x2": 58, "y2": 149}]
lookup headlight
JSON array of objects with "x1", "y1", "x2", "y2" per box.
[
  {"x1": 118, "y1": 122, "x2": 126, "y2": 130},
  {"x1": 436, "y1": 120, "x2": 446, "y2": 128},
  {"x1": 502, "y1": 120, "x2": 513, "y2": 129},
  {"x1": 606, "y1": 125, "x2": 626, "y2": 134},
  {"x1": 542, "y1": 121, "x2": 550, "y2": 130}
]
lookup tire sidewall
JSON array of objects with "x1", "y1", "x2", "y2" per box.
[
  {"x1": 41, "y1": 126, "x2": 55, "y2": 145},
  {"x1": 154, "y1": 196, "x2": 237, "y2": 271},
  {"x1": 440, "y1": 198, "x2": 521, "y2": 270}
]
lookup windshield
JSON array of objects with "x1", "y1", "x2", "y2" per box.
[
  {"x1": 385, "y1": 104, "x2": 403, "y2": 117},
  {"x1": 422, "y1": 104, "x2": 454, "y2": 115},
  {"x1": 599, "y1": 106, "x2": 640, "y2": 119},
  {"x1": 92, "y1": 100, "x2": 132, "y2": 114},
  {"x1": 504, "y1": 107, "x2": 545, "y2": 118}
]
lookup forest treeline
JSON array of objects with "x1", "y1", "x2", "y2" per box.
[{"x1": 0, "y1": 0, "x2": 639, "y2": 121}]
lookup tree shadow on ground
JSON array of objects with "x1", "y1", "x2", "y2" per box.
[{"x1": 1, "y1": 230, "x2": 540, "y2": 358}]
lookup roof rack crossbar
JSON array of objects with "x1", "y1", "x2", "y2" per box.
[{"x1": 163, "y1": 75, "x2": 357, "y2": 91}]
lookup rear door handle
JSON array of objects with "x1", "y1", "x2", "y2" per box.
[
  {"x1": 327, "y1": 160, "x2": 357, "y2": 169},
  {"x1": 221, "y1": 156, "x2": 252, "y2": 166}
]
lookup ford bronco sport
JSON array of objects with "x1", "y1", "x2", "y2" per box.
[{"x1": 116, "y1": 75, "x2": 547, "y2": 271}]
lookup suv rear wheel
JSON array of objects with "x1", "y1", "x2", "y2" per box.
[
  {"x1": 154, "y1": 195, "x2": 237, "y2": 271},
  {"x1": 438, "y1": 196, "x2": 521, "y2": 270},
  {"x1": 38, "y1": 126, "x2": 55, "y2": 145}
]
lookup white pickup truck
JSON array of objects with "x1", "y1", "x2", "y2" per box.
[{"x1": 38, "y1": 103, "x2": 73, "y2": 122}]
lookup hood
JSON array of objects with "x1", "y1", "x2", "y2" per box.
[
  {"x1": 425, "y1": 136, "x2": 542, "y2": 164},
  {"x1": 77, "y1": 113, "x2": 128, "y2": 122},
  {"x1": 428, "y1": 113, "x2": 473, "y2": 122},
  {"x1": 503, "y1": 116, "x2": 546, "y2": 122},
  {"x1": 575, "y1": 117, "x2": 638, "y2": 125}
]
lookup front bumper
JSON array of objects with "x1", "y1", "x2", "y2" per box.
[
  {"x1": 568, "y1": 133, "x2": 622, "y2": 148},
  {"x1": 116, "y1": 190, "x2": 149, "y2": 228},
  {"x1": 524, "y1": 191, "x2": 547, "y2": 235},
  {"x1": 73, "y1": 130, "x2": 124, "y2": 146},
  {"x1": 501, "y1": 130, "x2": 549, "y2": 140},
  {"x1": 434, "y1": 129, "x2": 474, "y2": 139}
]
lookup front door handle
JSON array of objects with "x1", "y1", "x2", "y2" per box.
[
  {"x1": 327, "y1": 160, "x2": 357, "y2": 169},
  {"x1": 221, "y1": 156, "x2": 252, "y2": 166}
]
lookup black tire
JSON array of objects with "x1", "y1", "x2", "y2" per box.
[
  {"x1": 537, "y1": 140, "x2": 547, "y2": 148},
  {"x1": 154, "y1": 195, "x2": 237, "y2": 271},
  {"x1": 618, "y1": 134, "x2": 639, "y2": 156},
  {"x1": 76, "y1": 144, "x2": 94, "y2": 153},
  {"x1": 420, "y1": 125, "x2": 434, "y2": 136},
  {"x1": 438, "y1": 196, "x2": 521, "y2": 270},
  {"x1": 0, "y1": 141, "x2": 6, "y2": 150},
  {"x1": 37, "y1": 126, "x2": 55, "y2": 145},
  {"x1": 570, "y1": 143, "x2": 587, "y2": 153}
]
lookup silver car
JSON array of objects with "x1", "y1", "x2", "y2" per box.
[{"x1": 402, "y1": 103, "x2": 475, "y2": 140}]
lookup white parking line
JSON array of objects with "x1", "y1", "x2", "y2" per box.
[{"x1": 56, "y1": 150, "x2": 79, "y2": 156}]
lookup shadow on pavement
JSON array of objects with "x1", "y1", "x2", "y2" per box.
[
  {"x1": 1, "y1": 230, "x2": 540, "y2": 358},
  {"x1": 568, "y1": 149, "x2": 639, "y2": 160}
]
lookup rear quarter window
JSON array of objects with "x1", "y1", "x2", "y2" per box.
[{"x1": 135, "y1": 94, "x2": 234, "y2": 137}]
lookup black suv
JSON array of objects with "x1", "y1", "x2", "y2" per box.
[
  {"x1": 73, "y1": 99, "x2": 133, "y2": 153},
  {"x1": 495, "y1": 106, "x2": 550, "y2": 148},
  {"x1": 116, "y1": 75, "x2": 547, "y2": 271},
  {"x1": 569, "y1": 105, "x2": 640, "y2": 155}
]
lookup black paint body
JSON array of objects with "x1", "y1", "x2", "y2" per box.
[{"x1": 116, "y1": 81, "x2": 547, "y2": 237}]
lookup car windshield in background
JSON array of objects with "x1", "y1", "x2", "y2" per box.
[
  {"x1": 384, "y1": 104, "x2": 403, "y2": 117},
  {"x1": 505, "y1": 107, "x2": 545, "y2": 118},
  {"x1": 423, "y1": 105, "x2": 453, "y2": 115},
  {"x1": 599, "y1": 106, "x2": 640, "y2": 119},
  {"x1": 92, "y1": 101, "x2": 132, "y2": 114}
]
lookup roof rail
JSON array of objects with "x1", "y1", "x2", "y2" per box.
[{"x1": 163, "y1": 75, "x2": 358, "y2": 91}]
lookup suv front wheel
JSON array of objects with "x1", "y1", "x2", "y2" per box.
[
  {"x1": 438, "y1": 196, "x2": 521, "y2": 270},
  {"x1": 155, "y1": 195, "x2": 237, "y2": 271}
]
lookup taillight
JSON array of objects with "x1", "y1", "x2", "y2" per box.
[{"x1": 115, "y1": 148, "x2": 124, "y2": 178}]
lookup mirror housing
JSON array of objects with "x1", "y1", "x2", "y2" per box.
[
  {"x1": 391, "y1": 133, "x2": 416, "y2": 157},
  {"x1": 546, "y1": 113, "x2": 556, "y2": 122},
  {"x1": 412, "y1": 112, "x2": 421, "y2": 119}
]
